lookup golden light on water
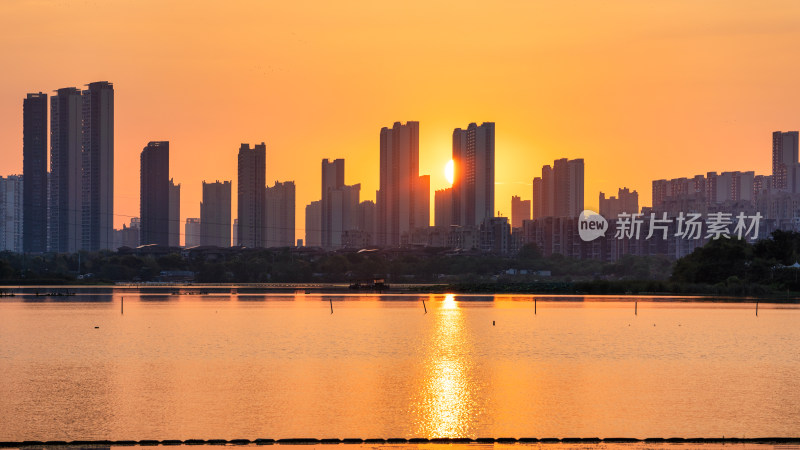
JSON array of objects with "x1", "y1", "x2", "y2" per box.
[{"x1": 413, "y1": 294, "x2": 475, "y2": 438}]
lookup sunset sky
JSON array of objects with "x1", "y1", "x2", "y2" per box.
[{"x1": 2, "y1": 0, "x2": 800, "y2": 242}]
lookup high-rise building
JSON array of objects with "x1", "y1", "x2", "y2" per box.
[
  {"x1": 532, "y1": 178, "x2": 542, "y2": 219},
  {"x1": 511, "y1": 195, "x2": 531, "y2": 228},
  {"x1": 169, "y1": 179, "x2": 180, "y2": 247},
  {"x1": 185, "y1": 218, "x2": 201, "y2": 248},
  {"x1": 357, "y1": 200, "x2": 376, "y2": 245},
  {"x1": 0, "y1": 175, "x2": 24, "y2": 253},
  {"x1": 237, "y1": 142, "x2": 266, "y2": 247},
  {"x1": 305, "y1": 200, "x2": 322, "y2": 247},
  {"x1": 321, "y1": 158, "x2": 344, "y2": 248},
  {"x1": 553, "y1": 158, "x2": 584, "y2": 218},
  {"x1": 377, "y1": 121, "x2": 429, "y2": 246},
  {"x1": 435, "y1": 188, "x2": 453, "y2": 227},
  {"x1": 81, "y1": 81, "x2": 114, "y2": 251},
  {"x1": 200, "y1": 180, "x2": 231, "y2": 247},
  {"x1": 321, "y1": 159, "x2": 360, "y2": 249},
  {"x1": 599, "y1": 188, "x2": 639, "y2": 218},
  {"x1": 23, "y1": 92, "x2": 48, "y2": 253},
  {"x1": 264, "y1": 180, "x2": 295, "y2": 247},
  {"x1": 140, "y1": 141, "x2": 169, "y2": 246},
  {"x1": 416, "y1": 175, "x2": 430, "y2": 230},
  {"x1": 772, "y1": 131, "x2": 799, "y2": 191},
  {"x1": 48, "y1": 87, "x2": 83, "y2": 253},
  {"x1": 534, "y1": 159, "x2": 583, "y2": 218},
  {"x1": 541, "y1": 165, "x2": 554, "y2": 217},
  {"x1": 452, "y1": 122, "x2": 495, "y2": 226}
]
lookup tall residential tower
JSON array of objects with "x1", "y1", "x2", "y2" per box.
[
  {"x1": 81, "y1": 81, "x2": 114, "y2": 251},
  {"x1": 140, "y1": 141, "x2": 169, "y2": 246},
  {"x1": 23, "y1": 93, "x2": 48, "y2": 252},
  {"x1": 237, "y1": 143, "x2": 266, "y2": 247}
]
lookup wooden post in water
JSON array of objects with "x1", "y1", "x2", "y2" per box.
[
  {"x1": 534, "y1": 298, "x2": 537, "y2": 315},
  {"x1": 635, "y1": 301, "x2": 637, "y2": 316},
  {"x1": 422, "y1": 299, "x2": 427, "y2": 314},
  {"x1": 121, "y1": 297, "x2": 124, "y2": 315},
  {"x1": 756, "y1": 301, "x2": 758, "y2": 317},
  {"x1": 330, "y1": 298, "x2": 333, "y2": 315}
]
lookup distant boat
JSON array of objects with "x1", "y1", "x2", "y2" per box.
[{"x1": 349, "y1": 278, "x2": 389, "y2": 292}]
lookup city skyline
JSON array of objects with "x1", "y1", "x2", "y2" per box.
[{"x1": 4, "y1": 1, "x2": 799, "y2": 242}]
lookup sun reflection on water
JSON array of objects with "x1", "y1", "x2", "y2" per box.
[{"x1": 412, "y1": 294, "x2": 476, "y2": 438}]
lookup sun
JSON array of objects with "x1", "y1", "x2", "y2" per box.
[{"x1": 445, "y1": 159, "x2": 454, "y2": 185}]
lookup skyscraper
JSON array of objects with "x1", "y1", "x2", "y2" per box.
[
  {"x1": 200, "y1": 181, "x2": 231, "y2": 247},
  {"x1": 320, "y1": 159, "x2": 361, "y2": 248},
  {"x1": 772, "y1": 131, "x2": 799, "y2": 191},
  {"x1": 0, "y1": 175, "x2": 24, "y2": 253},
  {"x1": 534, "y1": 159, "x2": 583, "y2": 218},
  {"x1": 185, "y1": 218, "x2": 201, "y2": 248},
  {"x1": 553, "y1": 158, "x2": 584, "y2": 218},
  {"x1": 435, "y1": 188, "x2": 453, "y2": 227},
  {"x1": 23, "y1": 92, "x2": 48, "y2": 253},
  {"x1": 305, "y1": 200, "x2": 322, "y2": 247},
  {"x1": 169, "y1": 179, "x2": 180, "y2": 247},
  {"x1": 452, "y1": 122, "x2": 495, "y2": 226},
  {"x1": 237, "y1": 142, "x2": 266, "y2": 247},
  {"x1": 511, "y1": 195, "x2": 531, "y2": 228},
  {"x1": 357, "y1": 200, "x2": 376, "y2": 245},
  {"x1": 377, "y1": 121, "x2": 428, "y2": 246},
  {"x1": 140, "y1": 141, "x2": 169, "y2": 246},
  {"x1": 321, "y1": 158, "x2": 344, "y2": 248},
  {"x1": 264, "y1": 180, "x2": 295, "y2": 247},
  {"x1": 81, "y1": 81, "x2": 114, "y2": 251},
  {"x1": 48, "y1": 87, "x2": 83, "y2": 253}
]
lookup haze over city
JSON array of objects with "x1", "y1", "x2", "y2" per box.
[{"x1": 3, "y1": 0, "x2": 800, "y2": 239}]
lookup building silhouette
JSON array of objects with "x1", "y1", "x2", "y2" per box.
[
  {"x1": 201, "y1": 181, "x2": 231, "y2": 247},
  {"x1": 0, "y1": 175, "x2": 23, "y2": 252},
  {"x1": 184, "y1": 218, "x2": 201, "y2": 248},
  {"x1": 532, "y1": 164, "x2": 554, "y2": 219},
  {"x1": 377, "y1": 121, "x2": 429, "y2": 246},
  {"x1": 772, "y1": 131, "x2": 799, "y2": 191},
  {"x1": 237, "y1": 143, "x2": 266, "y2": 247},
  {"x1": 511, "y1": 195, "x2": 531, "y2": 228},
  {"x1": 48, "y1": 87, "x2": 83, "y2": 253},
  {"x1": 599, "y1": 188, "x2": 639, "y2": 218},
  {"x1": 435, "y1": 188, "x2": 453, "y2": 227},
  {"x1": 23, "y1": 92, "x2": 48, "y2": 253},
  {"x1": 357, "y1": 200, "x2": 376, "y2": 245},
  {"x1": 305, "y1": 200, "x2": 322, "y2": 247},
  {"x1": 321, "y1": 159, "x2": 360, "y2": 249},
  {"x1": 533, "y1": 158, "x2": 583, "y2": 219},
  {"x1": 81, "y1": 81, "x2": 114, "y2": 251},
  {"x1": 553, "y1": 158, "x2": 584, "y2": 218},
  {"x1": 169, "y1": 179, "x2": 180, "y2": 247},
  {"x1": 140, "y1": 141, "x2": 169, "y2": 246},
  {"x1": 452, "y1": 122, "x2": 495, "y2": 226},
  {"x1": 265, "y1": 180, "x2": 295, "y2": 247}
]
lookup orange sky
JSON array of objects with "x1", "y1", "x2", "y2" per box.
[{"x1": 2, "y1": 0, "x2": 800, "y2": 244}]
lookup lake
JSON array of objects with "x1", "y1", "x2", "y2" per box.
[{"x1": 1, "y1": 290, "x2": 799, "y2": 443}]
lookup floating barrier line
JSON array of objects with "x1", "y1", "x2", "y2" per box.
[{"x1": 2, "y1": 437, "x2": 800, "y2": 446}]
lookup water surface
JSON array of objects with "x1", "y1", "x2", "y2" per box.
[{"x1": 1, "y1": 292, "x2": 798, "y2": 440}]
